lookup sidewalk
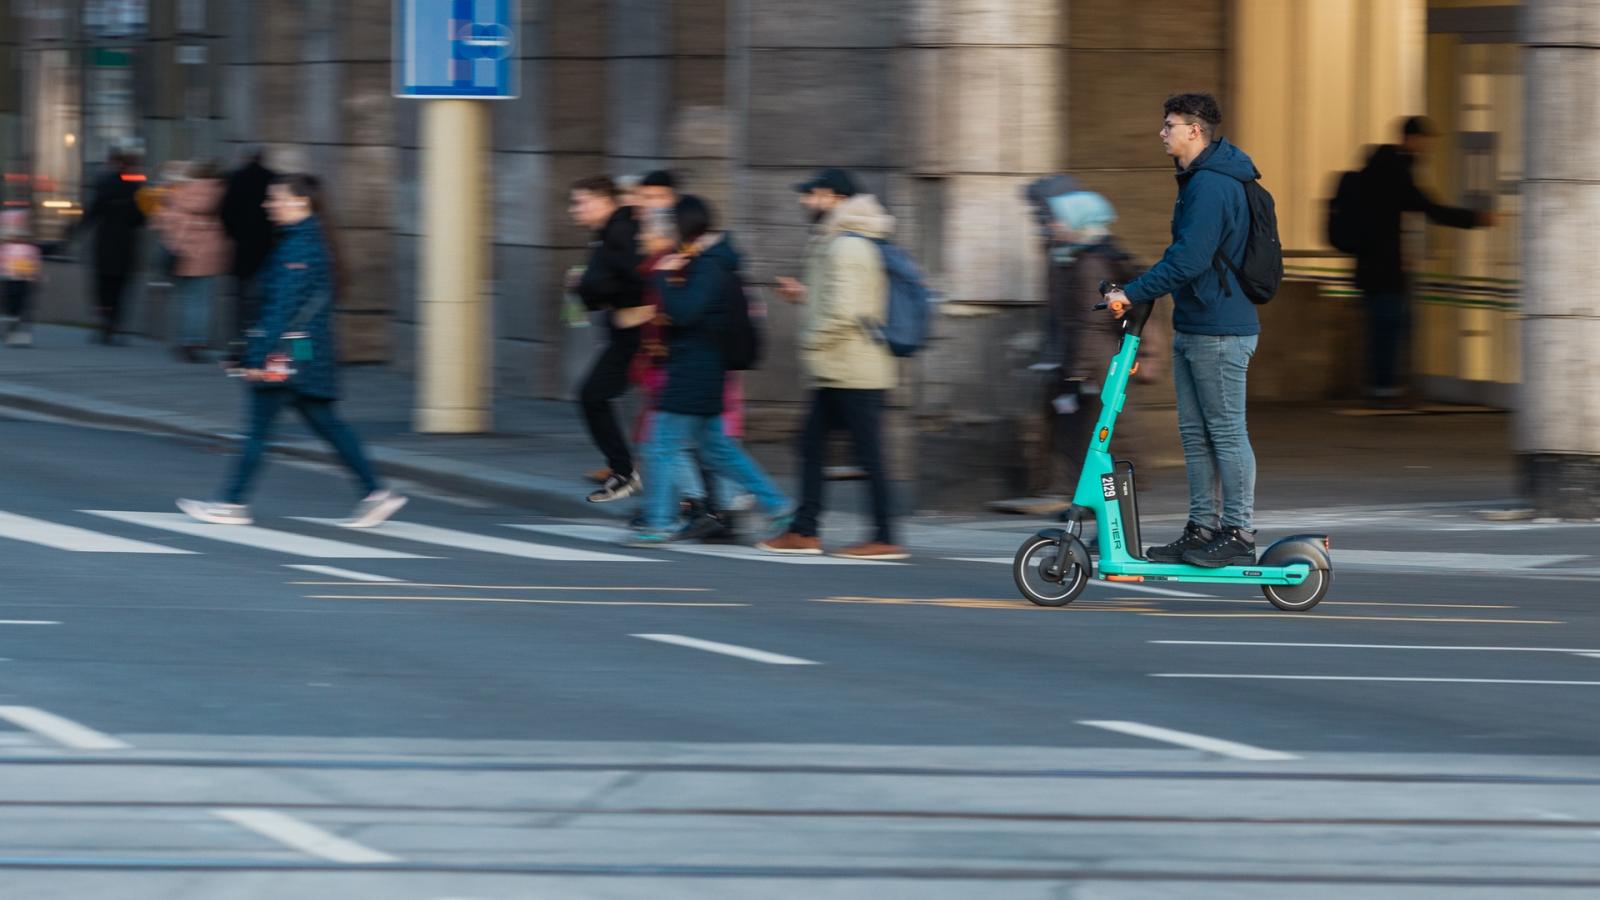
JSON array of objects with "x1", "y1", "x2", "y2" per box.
[{"x1": 0, "y1": 324, "x2": 1521, "y2": 524}]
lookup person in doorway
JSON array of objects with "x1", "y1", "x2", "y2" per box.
[
  {"x1": 1102, "y1": 93, "x2": 1262, "y2": 569},
  {"x1": 760, "y1": 168, "x2": 906, "y2": 561},
  {"x1": 1353, "y1": 116, "x2": 1495, "y2": 407},
  {"x1": 569, "y1": 175, "x2": 653, "y2": 503},
  {"x1": 177, "y1": 174, "x2": 406, "y2": 529},
  {"x1": 155, "y1": 161, "x2": 231, "y2": 362},
  {"x1": 81, "y1": 150, "x2": 147, "y2": 344},
  {"x1": 624, "y1": 196, "x2": 791, "y2": 547}
]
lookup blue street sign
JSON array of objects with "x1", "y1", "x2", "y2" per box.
[{"x1": 395, "y1": 0, "x2": 519, "y2": 99}]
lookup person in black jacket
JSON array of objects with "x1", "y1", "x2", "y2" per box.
[
  {"x1": 569, "y1": 175, "x2": 652, "y2": 502},
  {"x1": 80, "y1": 150, "x2": 147, "y2": 344},
  {"x1": 220, "y1": 147, "x2": 277, "y2": 352},
  {"x1": 624, "y1": 196, "x2": 791, "y2": 546},
  {"x1": 1354, "y1": 117, "x2": 1495, "y2": 406}
]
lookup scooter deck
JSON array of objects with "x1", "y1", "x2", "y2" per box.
[{"x1": 1095, "y1": 560, "x2": 1312, "y2": 585}]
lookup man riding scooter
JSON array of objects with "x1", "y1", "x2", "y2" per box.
[{"x1": 1102, "y1": 92, "x2": 1261, "y2": 569}]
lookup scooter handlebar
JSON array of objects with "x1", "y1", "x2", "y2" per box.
[{"x1": 1095, "y1": 281, "x2": 1153, "y2": 338}]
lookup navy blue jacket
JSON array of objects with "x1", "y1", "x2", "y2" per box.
[
  {"x1": 246, "y1": 216, "x2": 339, "y2": 399},
  {"x1": 1123, "y1": 139, "x2": 1260, "y2": 336},
  {"x1": 655, "y1": 236, "x2": 739, "y2": 418}
]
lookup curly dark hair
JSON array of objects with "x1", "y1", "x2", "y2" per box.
[{"x1": 1164, "y1": 92, "x2": 1223, "y2": 138}]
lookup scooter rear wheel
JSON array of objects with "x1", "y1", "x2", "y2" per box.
[
  {"x1": 1014, "y1": 535, "x2": 1089, "y2": 607},
  {"x1": 1263, "y1": 567, "x2": 1331, "y2": 612}
]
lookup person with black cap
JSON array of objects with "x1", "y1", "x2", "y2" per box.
[
  {"x1": 761, "y1": 167, "x2": 907, "y2": 561},
  {"x1": 1353, "y1": 116, "x2": 1496, "y2": 407}
]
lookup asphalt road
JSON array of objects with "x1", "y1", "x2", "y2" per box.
[{"x1": 2, "y1": 412, "x2": 1600, "y2": 899}]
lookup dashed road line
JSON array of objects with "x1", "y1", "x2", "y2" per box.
[
  {"x1": 1078, "y1": 720, "x2": 1298, "y2": 761},
  {"x1": 289, "y1": 583, "x2": 710, "y2": 592},
  {"x1": 0, "y1": 620, "x2": 60, "y2": 626},
  {"x1": 0, "y1": 511, "x2": 194, "y2": 554},
  {"x1": 213, "y1": 809, "x2": 399, "y2": 864},
  {"x1": 84, "y1": 512, "x2": 427, "y2": 559},
  {"x1": 309, "y1": 595, "x2": 745, "y2": 607},
  {"x1": 1138, "y1": 613, "x2": 1560, "y2": 624},
  {"x1": 632, "y1": 633, "x2": 818, "y2": 666},
  {"x1": 296, "y1": 519, "x2": 658, "y2": 563},
  {"x1": 0, "y1": 706, "x2": 128, "y2": 750},
  {"x1": 283, "y1": 565, "x2": 404, "y2": 583}
]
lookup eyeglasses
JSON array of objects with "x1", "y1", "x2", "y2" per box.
[{"x1": 1161, "y1": 121, "x2": 1200, "y2": 134}]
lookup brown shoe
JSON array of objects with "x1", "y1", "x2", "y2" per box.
[
  {"x1": 585, "y1": 468, "x2": 613, "y2": 484},
  {"x1": 833, "y1": 542, "x2": 909, "y2": 561},
  {"x1": 756, "y1": 532, "x2": 823, "y2": 555}
]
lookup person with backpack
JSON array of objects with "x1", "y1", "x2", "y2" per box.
[
  {"x1": 176, "y1": 174, "x2": 407, "y2": 529},
  {"x1": 1338, "y1": 117, "x2": 1495, "y2": 407},
  {"x1": 624, "y1": 196, "x2": 791, "y2": 547},
  {"x1": 761, "y1": 170, "x2": 908, "y2": 561},
  {"x1": 1103, "y1": 92, "x2": 1271, "y2": 569}
]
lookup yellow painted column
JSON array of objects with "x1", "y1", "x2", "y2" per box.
[{"x1": 417, "y1": 99, "x2": 492, "y2": 434}]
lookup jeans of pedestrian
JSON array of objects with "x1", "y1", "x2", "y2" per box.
[
  {"x1": 639, "y1": 412, "x2": 787, "y2": 533},
  {"x1": 579, "y1": 328, "x2": 641, "y2": 478},
  {"x1": 1363, "y1": 290, "x2": 1409, "y2": 396},
  {"x1": 1171, "y1": 332, "x2": 1257, "y2": 531},
  {"x1": 672, "y1": 451, "x2": 740, "y2": 510},
  {"x1": 173, "y1": 275, "x2": 214, "y2": 346},
  {"x1": 792, "y1": 388, "x2": 894, "y2": 545},
  {"x1": 223, "y1": 387, "x2": 380, "y2": 505}
]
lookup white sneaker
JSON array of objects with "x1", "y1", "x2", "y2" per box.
[
  {"x1": 587, "y1": 471, "x2": 642, "y2": 503},
  {"x1": 177, "y1": 498, "x2": 253, "y2": 525},
  {"x1": 341, "y1": 489, "x2": 408, "y2": 529}
]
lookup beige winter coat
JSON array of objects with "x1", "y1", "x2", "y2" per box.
[
  {"x1": 799, "y1": 194, "x2": 897, "y2": 390},
  {"x1": 156, "y1": 178, "x2": 232, "y2": 278}
]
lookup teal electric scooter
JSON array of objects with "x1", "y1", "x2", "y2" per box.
[{"x1": 1013, "y1": 282, "x2": 1333, "y2": 611}]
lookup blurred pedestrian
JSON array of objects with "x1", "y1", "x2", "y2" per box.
[
  {"x1": 220, "y1": 147, "x2": 277, "y2": 362},
  {"x1": 1352, "y1": 116, "x2": 1495, "y2": 407},
  {"x1": 625, "y1": 196, "x2": 791, "y2": 547},
  {"x1": 0, "y1": 209, "x2": 42, "y2": 347},
  {"x1": 155, "y1": 161, "x2": 231, "y2": 362},
  {"x1": 761, "y1": 169, "x2": 907, "y2": 561},
  {"x1": 177, "y1": 174, "x2": 406, "y2": 528},
  {"x1": 81, "y1": 149, "x2": 147, "y2": 344},
  {"x1": 569, "y1": 175, "x2": 653, "y2": 503},
  {"x1": 1037, "y1": 191, "x2": 1139, "y2": 487}
]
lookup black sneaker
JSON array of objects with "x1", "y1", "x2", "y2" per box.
[
  {"x1": 671, "y1": 500, "x2": 726, "y2": 543},
  {"x1": 701, "y1": 511, "x2": 739, "y2": 543},
  {"x1": 1182, "y1": 526, "x2": 1258, "y2": 569},
  {"x1": 1146, "y1": 521, "x2": 1215, "y2": 563}
]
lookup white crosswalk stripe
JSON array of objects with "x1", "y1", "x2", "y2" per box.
[
  {"x1": 508, "y1": 524, "x2": 905, "y2": 565},
  {"x1": 0, "y1": 511, "x2": 195, "y2": 554},
  {"x1": 82, "y1": 511, "x2": 429, "y2": 559},
  {"x1": 295, "y1": 519, "x2": 659, "y2": 563}
]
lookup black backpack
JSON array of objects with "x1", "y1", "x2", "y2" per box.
[
  {"x1": 720, "y1": 275, "x2": 763, "y2": 371},
  {"x1": 1326, "y1": 169, "x2": 1366, "y2": 254},
  {"x1": 1216, "y1": 177, "x2": 1284, "y2": 305}
]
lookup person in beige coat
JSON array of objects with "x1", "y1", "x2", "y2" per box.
[
  {"x1": 156, "y1": 161, "x2": 232, "y2": 362},
  {"x1": 761, "y1": 169, "x2": 906, "y2": 560}
]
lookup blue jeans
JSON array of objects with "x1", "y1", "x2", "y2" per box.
[
  {"x1": 174, "y1": 275, "x2": 214, "y2": 346},
  {"x1": 671, "y1": 451, "x2": 740, "y2": 510},
  {"x1": 224, "y1": 388, "x2": 380, "y2": 505},
  {"x1": 1171, "y1": 332, "x2": 1257, "y2": 531},
  {"x1": 639, "y1": 412, "x2": 787, "y2": 533}
]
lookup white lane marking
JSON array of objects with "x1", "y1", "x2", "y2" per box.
[
  {"x1": 84, "y1": 512, "x2": 427, "y2": 559},
  {"x1": 0, "y1": 620, "x2": 60, "y2": 626},
  {"x1": 0, "y1": 706, "x2": 129, "y2": 750},
  {"x1": 1152, "y1": 641, "x2": 1600, "y2": 654},
  {"x1": 632, "y1": 633, "x2": 819, "y2": 666},
  {"x1": 284, "y1": 565, "x2": 404, "y2": 583},
  {"x1": 1335, "y1": 550, "x2": 1585, "y2": 570},
  {"x1": 298, "y1": 519, "x2": 657, "y2": 563},
  {"x1": 510, "y1": 524, "x2": 898, "y2": 565},
  {"x1": 1078, "y1": 720, "x2": 1296, "y2": 761},
  {"x1": 213, "y1": 808, "x2": 399, "y2": 864},
  {"x1": 0, "y1": 511, "x2": 195, "y2": 554},
  {"x1": 1153, "y1": 674, "x2": 1600, "y2": 686},
  {"x1": 311, "y1": 595, "x2": 744, "y2": 607}
]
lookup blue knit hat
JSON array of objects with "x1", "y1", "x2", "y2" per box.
[{"x1": 1047, "y1": 191, "x2": 1117, "y2": 231}]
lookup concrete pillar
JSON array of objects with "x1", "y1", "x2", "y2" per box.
[
  {"x1": 1518, "y1": 0, "x2": 1600, "y2": 517},
  {"x1": 416, "y1": 100, "x2": 492, "y2": 433}
]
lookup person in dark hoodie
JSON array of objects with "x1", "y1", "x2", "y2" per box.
[
  {"x1": 624, "y1": 196, "x2": 791, "y2": 547},
  {"x1": 220, "y1": 147, "x2": 276, "y2": 355},
  {"x1": 1104, "y1": 92, "x2": 1262, "y2": 569},
  {"x1": 569, "y1": 175, "x2": 652, "y2": 503},
  {"x1": 80, "y1": 150, "x2": 147, "y2": 344},
  {"x1": 1354, "y1": 116, "x2": 1495, "y2": 407}
]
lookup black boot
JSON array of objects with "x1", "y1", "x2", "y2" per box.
[
  {"x1": 1146, "y1": 521, "x2": 1215, "y2": 563},
  {"x1": 671, "y1": 499, "x2": 725, "y2": 543},
  {"x1": 1182, "y1": 526, "x2": 1258, "y2": 569}
]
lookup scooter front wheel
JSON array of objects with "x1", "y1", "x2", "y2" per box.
[
  {"x1": 1014, "y1": 534, "x2": 1090, "y2": 607},
  {"x1": 1263, "y1": 567, "x2": 1331, "y2": 612}
]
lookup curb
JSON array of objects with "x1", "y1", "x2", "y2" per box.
[{"x1": 0, "y1": 384, "x2": 617, "y2": 520}]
